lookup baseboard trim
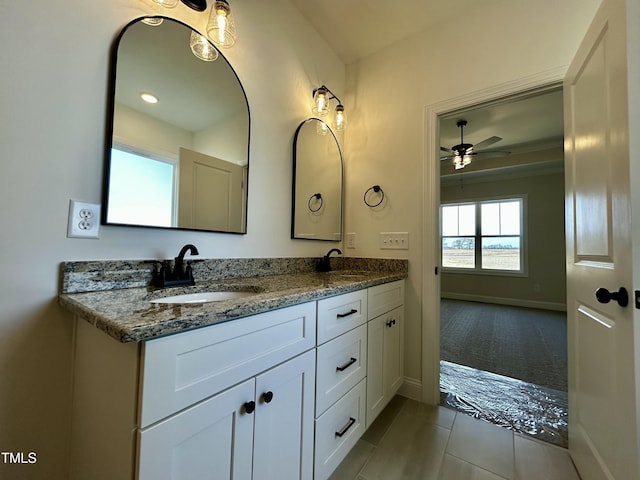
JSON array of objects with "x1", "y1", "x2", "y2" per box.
[
  {"x1": 398, "y1": 377, "x2": 423, "y2": 402},
  {"x1": 441, "y1": 292, "x2": 566, "y2": 312}
]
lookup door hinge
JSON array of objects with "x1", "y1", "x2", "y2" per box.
[{"x1": 635, "y1": 290, "x2": 640, "y2": 309}]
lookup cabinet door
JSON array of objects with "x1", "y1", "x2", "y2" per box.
[
  {"x1": 253, "y1": 350, "x2": 315, "y2": 480},
  {"x1": 138, "y1": 379, "x2": 255, "y2": 480},
  {"x1": 383, "y1": 306, "x2": 403, "y2": 399},
  {"x1": 366, "y1": 306, "x2": 404, "y2": 428},
  {"x1": 366, "y1": 314, "x2": 386, "y2": 426}
]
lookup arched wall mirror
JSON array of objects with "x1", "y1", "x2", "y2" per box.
[
  {"x1": 102, "y1": 16, "x2": 250, "y2": 233},
  {"x1": 292, "y1": 118, "x2": 343, "y2": 241}
]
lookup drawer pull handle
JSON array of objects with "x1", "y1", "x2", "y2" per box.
[
  {"x1": 337, "y1": 309, "x2": 358, "y2": 318},
  {"x1": 336, "y1": 357, "x2": 357, "y2": 372},
  {"x1": 262, "y1": 391, "x2": 274, "y2": 403},
  {"x1": 386, "y1": 319, "x2": 396, "y2": 327},
  {"x1": 243, "y1": 401, "x2": 256, "y2": 414},
  {"x1": 335, "y1": 417, "x2": 357, "y2": 438}
]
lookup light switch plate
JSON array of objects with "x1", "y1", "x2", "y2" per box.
[
  {"x1": 346, "y1": 232, "x2": 357, "y2": 249},
  {"x1": 379, "y1": 232, "x2": 409, "y2": 250}
]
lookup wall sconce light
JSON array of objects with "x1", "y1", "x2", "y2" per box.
[
  {"x1": 190, "y1": 31, "x2": 219, "y2": 61},
  {"x1": 316, "y1": 119, "x2": 330, "y2": 136},
  {"x1": 207, "y1": 0, "x2": 237, "y2": 48},
  {"x1": 151, "y1": 0, "x2": 179, "y2": 8},
  {"x1": 312, "y1": 85, "x2": 347, "y2": 131},
  {"x1": 180, "y1": 0, "x2": 207, "y2": 10},
  {"x1": 151, "y1": 0, "x2": 237, "y2": 50}
]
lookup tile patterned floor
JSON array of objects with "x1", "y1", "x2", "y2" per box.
[{"x1": 329, "y1": 396, "x2": 581, "y2": 480}]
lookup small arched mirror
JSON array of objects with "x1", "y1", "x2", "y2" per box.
[
  {"x1": 103, "y1": 17, "x2": 250, "y2": 233},
  {"x1": 292, "y1": 118, "x2": 343, "y2": 241}
]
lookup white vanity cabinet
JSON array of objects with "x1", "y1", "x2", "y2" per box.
[
  {"x1": 314, "y1": 290, "x2": 368, "y2": 480},
  {"x1": 138, "y1": 349, "x2": 315, "y2": 480},
  {"x1": 70, "y1": 302, "x2": 316, "y2": 480},
  {"x1": 69, "y1": 278, "x2": 406, "y2": 480},
  {"x1": 366, "y1": 280, "x2": 405, "y2": 427}
]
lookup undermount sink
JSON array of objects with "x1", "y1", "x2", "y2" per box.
[{"x1": 150, "y1": 291, "x2": 257, "y2": 305}]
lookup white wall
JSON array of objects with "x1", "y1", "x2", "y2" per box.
[
  {"x1": 0, "y1": 1, "x2": 344, "y2": 478},
  {"x1": 343, "y1": 0, "x2": 600, "y2": 389}
]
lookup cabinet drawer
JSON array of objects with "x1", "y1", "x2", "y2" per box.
[
  {"x1": 315, "y1": 324, "x2": 367, "y2": 416},
  {"x1": 368, "y1": 280, "x2": 404, "y2": 320},
  {"x1": 317, "y1": 290, "x2": 367, "y2": 344},
  {"x1": 314, "y1": 379, "x2": 367, "y2": 480},
  {"x1": 139, "y1": 302, "x2": 316, "y2": 427}
]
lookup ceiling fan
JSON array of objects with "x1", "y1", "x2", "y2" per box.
[{"x1": 440, "y1": 119, "x2": 509, "y2": 170}]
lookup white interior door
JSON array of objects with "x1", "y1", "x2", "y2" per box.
[
  {"x1": 564, "y1": 0, "x2": 639, "y2": 477},
  {"x1": 178, "y1": 147, "x2": 244, "y2": 231}
]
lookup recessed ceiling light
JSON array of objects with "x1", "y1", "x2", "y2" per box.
[{"x1": 140, "y1": 92, "x2": 159, "y2": 104}]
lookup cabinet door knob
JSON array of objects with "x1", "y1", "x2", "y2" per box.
[
  {"x1": 386, "y1": 319, "x2": 396, "y2": 327},
  {"x1": 243, "y1": 400, "x2": 256, "y2": 414},
  {"x1": 262, "y1": 391, "x2": 274, "y2": 403}
]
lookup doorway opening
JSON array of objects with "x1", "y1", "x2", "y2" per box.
[{"x1": 436, "y1": 86, "x2": 569, "y2": 447}]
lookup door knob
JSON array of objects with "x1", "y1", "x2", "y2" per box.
[{"x1": 595, "y1": 287, "x2": 629, "y2": 307}]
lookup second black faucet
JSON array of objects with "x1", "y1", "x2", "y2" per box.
[{"x1": 317, "y1": 248, "x2": 342, "y2": 272}]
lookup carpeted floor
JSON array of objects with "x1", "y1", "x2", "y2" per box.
[{"x1": 440, "y1": 299, "x2": 567, "y2": 392}]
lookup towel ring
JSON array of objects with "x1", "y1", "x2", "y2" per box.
[
  {"x1": 364, "y1": 185, "x2": 384, "y2": 208},
  {"x1": 308, "y1": 193, "x2": 323, "y2": 212}
]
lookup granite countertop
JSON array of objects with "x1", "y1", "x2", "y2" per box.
[{"x1": 59, "y1": 260, "x2": 407, "y2": 343}]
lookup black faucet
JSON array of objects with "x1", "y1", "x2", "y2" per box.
[
  {"x1": 155, "y1": 244, "x2": 200, "y2": 287},
  {"x1": 316, "y1": 248, "x2": 342, "y2": 272}
]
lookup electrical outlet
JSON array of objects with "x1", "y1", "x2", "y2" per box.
[
  {"x1": 346, "y1": 232, "x2": 357, "y2": 249},
  {"x1": 67, "y1": 200, "x2": 101, "y2": 239},
  {"x1": 379, "y1": 232, "x2": 409, "y2": 250}
]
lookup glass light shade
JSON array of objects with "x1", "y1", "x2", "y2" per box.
[
  {"x1": 316, "y1": 119, "x2": 330, "y2": 135},
  {"x1": 312, "y1": 87, "x2": 329, "y2": 116},
  {"x1": 190, "y1": 31, "x2": 219, "y2": 61},
  {"x1": 141, "y1": 17, "x2": 164, "y2": 26},
  {"x1": 334, "y1": 104, "x2": 346, "y2": 131},
  {"x1": 151, "y1": 0, "x2": 179, "y2": 7},
  {"x1": 454, "y1": 153, "x2": 472, "y2": 170},
  {"x1": 207, "y1": 0, "x2": 237, "y2": 48}
]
